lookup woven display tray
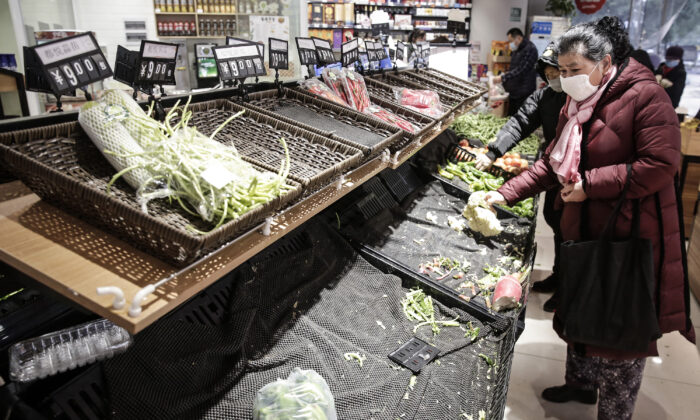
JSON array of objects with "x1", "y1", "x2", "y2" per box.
[
  {"x1": 411, "y1": 68, "x2": 486, "y2": 97},
  {"x1": 175, "y1": 99, "x2": 364, "y2": 191},
  {"x1": 371, "y1": 72, "x2": 464, "y2": 110},
  {"x1": 0, "y1": 122, "x2": 302, "y2": 267},
  {"x1": 242, "y1": 88, "x2": 402, "y2": 157},
  {"x1": 295, "y1": 86, "x2": 438, "y2": 140},
  {"x1": 364, "y1": 77, "x2": 453, "y2": 117}
]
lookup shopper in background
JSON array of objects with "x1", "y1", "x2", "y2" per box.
[
  {"x1": 629, "y1": 48, "x2": 654, "y2": 73},
  {"x1": 476, "y1": 43, "x2": 567, "y2": 312},
  {"x1": 655, "y1": 45, "x2": 687, "y2": 108},
  {"x1": 491, "y1": 28, "x2": 538, "y2": 116},
  {"x1": 407, "y1": 28, "x2": 427, "y2": 62},
  {"x1": 486, "y1": 16, "x2": 695, "y2": 420}
]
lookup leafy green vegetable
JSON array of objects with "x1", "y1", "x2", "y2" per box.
[
  {"x1": 478, "y1": 353, "x2": 495, "y2": 367},
  {"x1": 253, "y1": 368, "x2": 335, "y2": 420},
  {"x1": 401, "y1": 289, "x2": 460, "y2": 335},
  {"x1": 450, "y1": 112, "x2": 541, "y2": 155},
  {"x1": 501, "y1": 197, "x2": 535, "y2": 218},
  {"x1": 465, "y1": 321, "x2": 480, "y2": 342}
]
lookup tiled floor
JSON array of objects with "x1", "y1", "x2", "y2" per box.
[{"x1": 505, "y1": 196, "x2": 700, "y2": 420}]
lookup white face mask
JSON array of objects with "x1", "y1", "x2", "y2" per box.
[
  {"x1": 509, "y1": 41, "x2": 518, "y2": 51},
  {"x1": 548, "y1": 76, "x2": 563, "y2": 92},
  {"x1": 560, "y1": 62, "x2": 602, "y2": 102}
]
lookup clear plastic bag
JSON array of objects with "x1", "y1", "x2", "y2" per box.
[
  {"x1": 392, "y1": 87, "x2": 441, "y2": 110},
  {"x1": 340, "y1": 68, "x2": 370, "y2": 112},
  {"x1": 253, "y1": 368, "x2": 337, "y2": 420},
  {"x1": 403, "y1": 104, "x2": 444, "y2": 119},
  {"x1": 364, "y1": 104, "x2": 418, "y2": 134},
  {"x1": 299, "y1": 78, "x2": 349, "y2": 107},
  {"x1": 321, "y1": 67, "x2": 349, "y2": 105}
]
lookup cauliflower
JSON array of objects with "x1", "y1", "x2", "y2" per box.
[
  {"x1": 462, "y1": 191, "x2": 503, "y2": 237},
  {"x1": 447, "y1": 215, "x2": 467, "y2": 232}
]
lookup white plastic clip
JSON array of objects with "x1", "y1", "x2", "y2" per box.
[
  {"x1": 261, "y1": 216, "x2": 273, "y2": 236},
  {"x1": 392, "y1": 151, "x2": 401, "y2": 166},
  {"x1": 97, "y1": 286, "x2": 126, "y2": 310},
  {"x1": 128, "y1": 284, "x2": 156, "y2": 317},
  {"x1": 336, "y1": 174, "x2": 346, "y2": 191}
]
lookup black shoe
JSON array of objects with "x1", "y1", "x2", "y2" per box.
[
  {"x1": 542, "y1": 385, "x2": 597, "y2": 405},
  {"x1": 543, "y1": 294, "x2": 557, "y2": 313},
  {"x1": 531, "y1": 273, "x2": 558, "y2": 293}
]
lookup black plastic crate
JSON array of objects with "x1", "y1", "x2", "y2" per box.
[{"x1": 379, "y1": 164, "x2": 423, "y2": 203}]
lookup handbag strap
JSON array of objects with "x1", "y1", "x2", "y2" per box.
[{"x1": 600, "y1": 164, "x2": 640, "y2": 239}]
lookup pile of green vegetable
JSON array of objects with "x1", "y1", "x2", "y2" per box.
[
  {"x1": 438, "y1": 161, "x2": 504, "y2": 192},
  {"x1": 402, "y1": 289, "x2": 459, "y2": 335},
  {"x1": 253, "y1": 368, "x2": 336, "y2": 420},
  {"x1": 79, "y1": 90, "x2": 293, "y2": 233},
  {"x1": 450, "y1": 112, "x2": 541, "y2": 155},
  {"x1": 501, "y1": 197, "x2": 535, "y2": 218}
]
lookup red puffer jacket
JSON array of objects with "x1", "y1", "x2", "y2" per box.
[{"x1": 499, "y1": 58, "x2": 696, "y2": 359}]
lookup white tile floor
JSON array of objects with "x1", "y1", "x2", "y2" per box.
[{"x1": 505, "y1": 195, "x2": 700, "y2": 420}]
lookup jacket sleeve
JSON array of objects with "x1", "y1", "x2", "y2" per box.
[
  {"x1": 487, "y1": 89, "x2": 544, "y2": 159},
  {"x1": 498, "y1": 141, "x2": 559, "y2": 205},
  {"x1": 502, "y1": 45, "x2": 538, "y2": 84},
  {"x1": 584, "y1": 83, "x2": 680, "y2": 200}
]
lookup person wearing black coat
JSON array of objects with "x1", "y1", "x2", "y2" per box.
[
  {"x1": 655, "y1": 45, "x2": 687, "y2": 108},
  {"x1": 492, "y1": 28, "x2": 539, "y2": 116},
  {"x1": 476, "y1": 43, "x2": 567, "y2": 310}
]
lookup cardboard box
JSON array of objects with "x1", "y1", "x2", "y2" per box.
[{"x1": 681, "y1": 126, "x2": 700, "y2": 156}]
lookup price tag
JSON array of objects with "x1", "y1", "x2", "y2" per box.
[
  {"x1": 26, "y1": 32, "x2": 112, "y2": 96},
  {"x1": 227, "y1": 36, "x2": 264, "y2": 61},
  {"x1": 371, "y1": 22, "x2": 390, "y2": 36},
  {"x1": 447, "y1": 10, "x2": 469, "y2": 35},
  {"x1": 136, "y1": 40, "x2": 178, "y2": 85},
  {"x1": 312, "y1": 37, "x2": 336, "y2": 65},
  {"x1": 377, "y1": 42, "x2": 389, "y2": 61},
  {"x1": 366, "y1": 41, "x2": 379, "y2": 63},
  {"x1": 295, "y1": 37, "x2": 318, "y2": 66},
  {"x1": 213, "y1": 44, "x2": 265, "y2": 80},
  {"x1": 269, "y1": 38, "x2": 289, "y2": 70},
  {"x1": 396, "y1": 41, "x2": 406, "y2": 61},
  {"x1": 341, "y1": 38, "x2": 359, "y2": 67}
]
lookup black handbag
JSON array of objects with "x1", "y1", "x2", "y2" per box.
[{"x1": 557, "y1": 166, "x2": 661, "y2": 352}]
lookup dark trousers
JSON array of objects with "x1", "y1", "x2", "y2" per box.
[
  {"x1": 565, "y1": 346, "x2": 646, "y2": 420},
  {"x1": 507, "y1": 95, "x2": 527, "y2": 117}
]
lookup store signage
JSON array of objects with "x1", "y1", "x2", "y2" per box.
[
  {"x1": 446, "y1": 10, "x2": 468, "y2": 34},
  {"x1": 296, "y1": 37, "x2": 318, "y2": 66},
  {"x1": 366, "y1": 41, "x2": 380, "y2": 63},
  {"x1": 396, "y1": 41, "x2": 406, "y2": 61},
  {"x1": 213, "y1": 44, "x2": 265, "y2": 80},
  {"x1": 136, "y1": 40, "x2": 178, "y2": 84},
  {"x1": 376, "y1": 42, "x2": 389, "y2": 61},
  {"x1": 312, "y1": 37, "x2": 336, "y2": 64},
  {"x1": 575, "y1": 0, "x2": 606, "y2": 14},
  {"x1": 341, "y1": 38, "x2": 359, "y2": 67},
  {"x1": 531, "y1": 21, "x2": 553, "y2": 35},
  {"x1": 25, "y1": 32, "x2": 112, "y2": 95},
  {"x1": 269, "y1": 38, "x2": 289, "y2": 70},
  {"x1": 371, "y1": 22, "x2": 390, "y2": 36},
  {"x1": 226, "y1": 36, "x2": 264, "y2": 61}
]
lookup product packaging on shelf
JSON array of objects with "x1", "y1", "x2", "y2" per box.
[
  {"x1": 364, "y1": 104, "x2": 418, "y2": 134},
  {"x1": 299, "y1": 78, "x2": 349, "y2": 107},
  {"x1": 341, "y1": 68, "x2": 370, "y2": 113}
]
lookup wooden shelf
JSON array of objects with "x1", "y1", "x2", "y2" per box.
[{"x1": 0, "y1": 104, "x2": 473, "y2": 334}]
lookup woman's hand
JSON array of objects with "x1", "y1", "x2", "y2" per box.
[
  {"x1": 485, "y1": 191, "x2": 507, "y2": 207},
  {"x1": 561, "y1": 181, "x2": 587, "y2": 202},
  {"x1": 475, "y1": 153, "x2": 494, "y2": 170}
]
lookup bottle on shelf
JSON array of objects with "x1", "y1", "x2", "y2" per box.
[
  {"x1": 202, "y1": 0, "x2": 209, "y2": 13},
  {"x1": 188, "y1": 0, "x2": 195, "y2": 13},
  {"x1": 166, "y1": 0, "x2": 173, "y2": 13},
  {"x1": 174, "y1": 0, "x2": 181, "y2": 13}
]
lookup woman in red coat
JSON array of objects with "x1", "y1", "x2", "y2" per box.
[{"x1": 487, "y1": 17, "x2": 695, "y2": 420}]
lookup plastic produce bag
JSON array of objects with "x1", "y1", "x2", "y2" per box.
[
  {"x1": 253, "y1": 368, "x2": 337, "y2": 420},
  {"x1": 299, "y1": 78, "x2": 349, "y2": 107},
  {"x1": 341, "y1": 68, "x2": 370, "y2": 112},
  {"x1": 321, "y1": 67, "x2": 348, "y2": 105},
  {"x1": 404, "y1": 104, "x2": 444, "y2": 118},
  {"x1": 393, "y1": 87, "x2": 444, "y2": 117},
  {"x1": 364, "y1": 104, "x2": 418, "y2": 134}
]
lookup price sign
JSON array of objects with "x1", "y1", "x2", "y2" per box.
[
  {"x1": 135, "y1": 40, "x2": 178, "y2": 85},
  {"x1": 371, "y1": 22, "x2": 390, "y2": 36},
  {"x1": 213, "y1": 44, "x2": 265, "y2": 80},
  {"x1": 227, "y1": 36, "x2": 264, "y2": 61},
  {"x1": 366, "y1": 41, "x2": 379, "y2": 63},
  {"x1": 341, "y1": 38, "x2": 359, "y2": 67},
  {"x1": 269, "y1": 38, "x2": 289, "y2": 70},
  {"x1": 296, "y1": 37, "x2": 318, "y2": 66},
  {"x1": 25, "y1": 32, "x2": 112, "y2": 96},
  {"x1": 312, "y1": 37, "x2": 336, "y2": 65},
  {"x1": 447, "y1": 10, "x2": 469, "y2": 34},
  {"x1": 377, "y1": 42, "x2": 389, "y2": 61},
  {"x1": 396, "y1": 41, "x2": 406, "y2": 61}
]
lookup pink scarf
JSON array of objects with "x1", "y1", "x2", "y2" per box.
[{"x1": 550, "y1": 66, "x2": 618, "y2": 185}]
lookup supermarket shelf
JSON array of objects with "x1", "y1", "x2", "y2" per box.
[
  {"x1": 0, "y1": 106, "x2": 472, "y2": 334},
  {"x1": 157, "y1": 36, "x2": 202, "y2": 39},
  {"x1": 155, "y1": 12, "x2": 197, "y2": 15}
]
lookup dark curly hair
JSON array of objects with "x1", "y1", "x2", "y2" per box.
[{"x1": 556, "y1": 16, "x2": 632, "y2": 65}]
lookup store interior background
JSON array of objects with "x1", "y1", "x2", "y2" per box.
[{"x1": 0, "y1": 1, "x2": 699, "y2": 419}]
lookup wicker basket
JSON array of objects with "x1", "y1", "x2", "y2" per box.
[
  {"x1": 370, "y1": 72, "x2": 464, "y2": 110},
  {"x1": 0, "y1": 122, "x2": 302, "y2": 267},
  {"x1": 293, "y1": 87, "x2": 437, "y2": 139},
  {"x1": 241, "y1": 88, "x2": 403, "y2": 157},
  {"x1": 174, "y1": 99, "x2": 364, "y2": 191},
  {"x1": 411, "y1": 68, "x2": 486, "y2": 98},
  {"x1": 365, "y1": 77, "x2": 452, "y2": 117}
]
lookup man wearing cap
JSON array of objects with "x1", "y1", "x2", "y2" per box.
[
  {"x1": 476, "y1": 43, "x2": 567, "y2": 311},
  {"x1": 655, "y1": 46, "x2": 687, "y2": 109}
]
